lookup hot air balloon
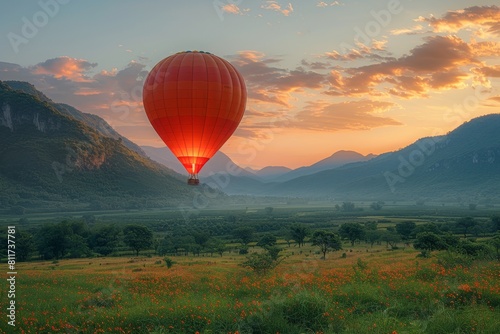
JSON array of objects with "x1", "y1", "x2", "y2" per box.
[{"x1": 143, "y1": 51, "x2": 247, "y2": 185}]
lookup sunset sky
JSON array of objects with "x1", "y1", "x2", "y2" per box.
[{"x1": 1, "y1": 0, "x2": 499, "y2": 169}]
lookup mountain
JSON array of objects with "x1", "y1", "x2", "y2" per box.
[
  {"x1": 255, "y1": 166, "x2": 292, "y2": 180},
  {"x1": 141, "y1": 146, "x2": 258, "y2": 179},
  {"x1": 266, "y1": 114, "x2": 500, "y2": 201},
  {"x1": 274, "y1": 150, "x2": 376, "y2": 182},
  {"x1": 4, "y1": 81, "x2": 146, "y2": 157},
  {"x1": 0, "y1": 80, "x2": 205, "y2": 212}
]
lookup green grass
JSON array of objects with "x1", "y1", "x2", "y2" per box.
[{"x1": 1, "y1": 244, "x2": 499, "y2": 333}]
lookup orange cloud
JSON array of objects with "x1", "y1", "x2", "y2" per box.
[
  {"x1": 326, "y1": 35, "x2": 482, "y2": 98},
  {"x1": 325, "y1": 40, "x2": 393, "y2": 62},
  {"x1": 32, "y1": 56, "x2": 97, "y2": 82},
  {"x1": 390, "y1": 25, "x2": 424, "y2": 35},
  {"x1": 261, "y1": 1, "x2": 293, "y2": 16},
  {"x1": 422, "y1": 6, "x2": 500, "y2": 36},
  {"x1": 222, "y1": 4, "x2": 241, "y2": 15},
  {"x1": 291, "y1": 100, "x2": 401, "y2": 131},
  {"x1": 231, "y1": 51, "x2": 326, "y2": 107}
]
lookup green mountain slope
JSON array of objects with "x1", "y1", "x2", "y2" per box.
[
  {"x1": 4, "y1": 81, "x2": 146, "y2": 156},
  {"x1": 0, "y1": 81, "x2": 197, "y2": 212}
]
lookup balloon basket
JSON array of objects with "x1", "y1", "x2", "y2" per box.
[{"x1": 187, "y1": 177, "x2": 200, "y2": 186}]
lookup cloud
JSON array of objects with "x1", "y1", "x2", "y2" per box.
[
  {"x1": 422, "y1": 6, "x2": 500, "y2": 36},
  {"x1": 317, "y1": 1, "x2": 342, "y2": 7},
  {"x1": 261, "y1": 1, "x2": 293, "y2": 16},
  {"x1": 325, "y1": 40, "x2": 393, "y2": 62},
  {"x1": 326, "y1": 35, "x2": 484, "y2": 98},
  {"x1": 230, "y1": 50, "x2": 327, "y2": 107},
  {"x1": 32, "y1": 56, "x2": 97, "y2": 82},
  {"x1": 300, "y1": 59, "x2": 332, "y2": 70},
  {"x1": 474, "y1": 65, "x2": 500, "y2": 78},
  {"x1": 390, "y1": 25, "x2": 425, "y2": 35},
  {"x1": 291, "y1": 100, "x2": 401, "y2": 131},
  {"x1": 469, "y1": 41, "x2": 500, "y2": 57},
  {"x1": 222, "y1": 4, "x2": 242, "y2": 15},
  {"x1": 0, "y1": 57, "x2": 149, "y2": 131}
]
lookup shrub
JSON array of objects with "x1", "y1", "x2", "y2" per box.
[
  {"x1": 240, "y1": 253, "x2": 282, "y2": 274},
  {"x1": 164, "y1": 257, "x2": 174, "y2": 269},
  {"x1": 437, "y1": 251, "x2": 473, "y2": 269},
  {"x1": 80, "y1": 289, "x2": 116, "y2": 309}
]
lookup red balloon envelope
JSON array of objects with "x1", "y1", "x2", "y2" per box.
[{"x1": 143, "y1": 51, "x2": 247, "y2": 185}]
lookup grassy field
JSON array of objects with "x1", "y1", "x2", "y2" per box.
[{"x1": 2, "y1": 243, "x2": 499, "y2": 333}]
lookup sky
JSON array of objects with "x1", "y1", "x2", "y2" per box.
[{"x1": 1, "y1": 0, "x2": 499, "y2": 169}]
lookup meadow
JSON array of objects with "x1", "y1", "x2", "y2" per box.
[
  {"x1": 1, "y1": 203, "x2": 499, "y2": 333},
  {"x1": 1, "y1": 242, "x2": 499, "y2": 333}
]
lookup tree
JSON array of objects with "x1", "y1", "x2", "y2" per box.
[
  {"x1": 370, "y1": 201, "x2": 384, "y2": 210},
  {"x1": 36, "y1": 221, "x2": 90, "y2": 260},
  {"x1": 211, "y1": 239, "x2": 227, "y2": 257},
  {"x1": 365, "y1": 229, "x2": 383, "y2": 247},
  {"x1": 240, "y1": 253, "x2": 281, "y2": 274},
  {"x1": 89, "y1": 225, "x2": 120, "y2": 256},
  {"x1": 380, "y1": 230, "x2": 401, "y2": 249},
  {"x1": 364, "y1": 221, "x2": 378, "y2": 230},
  {"x1": 414, "y1": 223, "x2": 441, "y2": 235},
  {"x1": 176, "y1": 235, "x2": 196, "y2": 255},
  {"x1": 341, "y1": 202, "x2": 356, "y2": 212},
  {"x1": 264, "y1": 206, "x2": 274, "y2": 215},
  {"x1": 290, "y1": 224, "x2": 308, "y2": 247},
  {"x1": 257, "y1": 234, "x2": 277, "y2": 248},
  {"x1": 338, "y1": 222, "x2": 365, "y2": 246},
  {"x1": 193, "y1": 232, "x2": 210, "y2": 247},
  {"x1": 491, "y1": 216, "x2": 500, "y2": 232},
  {"x1": 123, "y1": 225, "x2": 153, "y2": 256},
  {"x1": 233, "y1": 227, "x2": 254, "y2": 245},
  {"x1": 311, "y1": 231, "x2": 342, "y2": 260},
  {"x1": 456, "y1": 217, "x2": 477, "y2": 239},
  {"x1": 82, "y1": 214, "x2": 96, "y2": 224},
  {"x1": 67, "y1": 234, "x2": 91, "y2": 258},
  {"x1": 16, "y1": 229, "x2": 35, "y2": 261},
  {"x1": 157, "y1": 236, "x2": 175, "y2": 256},
  {"x1": 266, "y1": 245, "x2": 283, "y2": 261},
  {"x1": 413, "y1": 232, "x2": 446, "y2": 257},
  {"x1": 490, "y1": 234, "x2": 500, "y2": 261},
  {"x1": 395, "y1": 221, "x2": 416, "y2": 240},
  {"x1": 240, "y1": 246, "x2": 284, "y2": 274}
]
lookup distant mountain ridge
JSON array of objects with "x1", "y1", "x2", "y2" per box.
[
  {"x1": 274, "y1": 150, "x2": 376, "y2": 182},
  {"x1": 0, "y1": 80, "x2": 201, "y2": 211},
  {"x1": 266, "y1": 114, "x2": 500, "y2": 201},
  {"x1": 4, "y1": 81, "x2": 146, "y2": 157},
  {"x1": 141, "y1": 146, "x2": 258, "y2": 179}
]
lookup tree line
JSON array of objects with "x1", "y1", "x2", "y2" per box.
[{"x1": 1, "y1": 215, "x2": 499, "y2": 262}]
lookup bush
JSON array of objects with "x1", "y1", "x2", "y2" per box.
[
  {"x1": 239, "y1": 246, "x2": 249, "y2": 255},
  {"x1": 164, "y1": 257, "x2": 174, "y2": 269},
  {"x1": 437, "y1": 251, "x2": 473, "y2": 269},
  {"x1": 240, "y1": 253, "x2": 281, "y2": 274},
  {"x1": 426, "y1": 305, "x2": 500, "y2": 333},
  {"x1": 242, "y1": 291, "x2": 329, "y2": 333}
]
